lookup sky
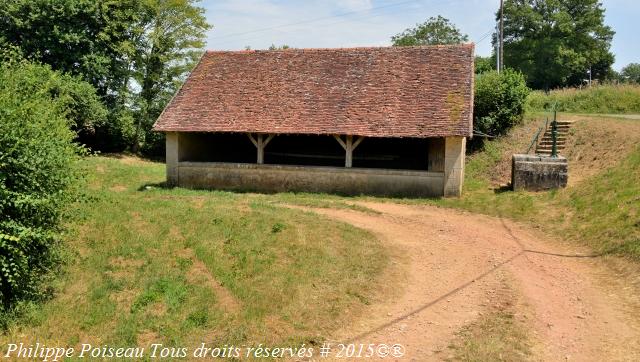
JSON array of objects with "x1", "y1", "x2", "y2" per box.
[{"x1": 203, "y1": 0, "x2": 638, "y2": 70}]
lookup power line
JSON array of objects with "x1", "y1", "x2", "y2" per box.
[
  {"x1": 474, "y1": 29, "x2": 494, "y2": 44},
  {"x1": 208, "y1": 0, "x2": 467, "y2": 47},
  {"x1": 208, "y1": 0, "x2": 424, "y2": 42}
]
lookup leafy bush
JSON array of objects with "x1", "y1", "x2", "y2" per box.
[
  {"x1": 474, "y1": 69, "x2": 530, "y2": 139},
  {"x1": 526, "y1": 84, "x2": 640, "y2": 114},
  {"x1": 0, "y1": 45, "x2": 112, "y2": 152},
  {"x1": 0, "y1": 61, "x2": 85, "y2": 312}
]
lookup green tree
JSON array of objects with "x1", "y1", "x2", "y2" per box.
[
  {"x1": 132, "y1": 0, "x2": 211, "y2": 155},
  {"x1": 392, "y1": 16, "x2": 469, "y2": 46},
  {"x1": 0, "y1": 0, "x2": 140, "y2": 103},
  {"x1": 500, "y1": 0, "x2": 615, "y2": 90},
  {"x1": 0, "y1": 61, "x2": 86, "y2": 312},
  {"x1": 620, "y1": 63, "x2": 640, "y2": 84},
  {"x1": 475, "y1": 56, "x2": 495, "y2": 74},
  {"x1": 268, "y1": 44, "x2": 291, "y2": 50},
  {"x1": 0, "y1": 0, "x2": 142, "y2": 151}
]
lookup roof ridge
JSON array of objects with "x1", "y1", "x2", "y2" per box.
[{"x1": 205, "y1": 43, "x2": 475, "y2": 54}]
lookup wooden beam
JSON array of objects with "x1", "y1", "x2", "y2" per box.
[
  {"x1": 334, "y1": 135, "x2": 364, "y2": 168},
  {"x1": 352, "y1": 136, "x2": 365, "y2": 151},
  {"x1": 345, "y1": 135, "x2": 353, "y2": 168},
  {"x1": 333, "y1": 135, "x2": 347, "y2": 150},
  {"x1": 249, "y1": 133, "x2": 275, "y2": 164},
  {"x1": 257, "y1": 134, "x2": 265, "y2": 164},
  {"x1": 263, "y1": 134, "x2": 275, "y2": 148},
  {"x1": 247, "y1": 133, "x2": 258, "y2": 148}
]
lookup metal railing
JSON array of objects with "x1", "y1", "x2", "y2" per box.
[
  {"x1": 526, "y1": 117, "x2": 549, "y2": 154},
  {"x1": 525, "y1": 103, "x2": 559, "y2": 156}
]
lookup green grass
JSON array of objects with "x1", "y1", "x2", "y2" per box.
[
  {"x1": 425, "y1": 116, "x2": 640, "y2": 261},
  {"x1": 527, "y1": 84, "x2": 640, "y2": 114},
  {"x1": 447, "y1": 311, "x2": 530, "y2": 362},
  {"x1": 0, "y1": 155, "x2": 389, "y2": 349},
  {"x1": 559, "y1": 148, "x2": 640, "y2": 256}
]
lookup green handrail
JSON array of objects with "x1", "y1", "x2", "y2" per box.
[{"x1": 526, "y1": 118, "x2": 549, "y2": 154}]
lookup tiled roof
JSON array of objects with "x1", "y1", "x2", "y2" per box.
[{"x1": 153, "y1": 44, "x2": 474, "y2": 138}]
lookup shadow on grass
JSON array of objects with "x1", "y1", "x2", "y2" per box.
[
  {"x1": 493, "y1": 184, "x2": 513, "y2": 194},
  {"x1": 135, "y1": 182, "x2": 440, "y2": 201},
  {"x1": 137, "y1": 182, "x2": 171, "y2": 191}
]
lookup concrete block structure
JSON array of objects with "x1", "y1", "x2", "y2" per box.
[
  {"x1": 512, "y1": 154, "x2": 568, "y2": 191},
  {"x1": 154, "y1": 45, "x2": 475, "y2": 197}
]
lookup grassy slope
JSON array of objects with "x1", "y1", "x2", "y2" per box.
[
  {"x1": 424, "y1": 114, "x2": 640, "y2": 260},
  {"x1": 438, "y1": 113, "x2": 640, "y2": 360},
  {"x1": 0, "y1": 156, "x2": 389, "y2": 349},
  {"x1": 527, "y1": 84, "x2": 640, "y2": 114}
]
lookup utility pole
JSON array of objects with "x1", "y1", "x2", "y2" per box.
[
  {"x1": 499, "y1": 0, "x2": 504, "y2": 72},
  {"x1": 496, "y1": 21, "x2": 500, "y2": 72}
]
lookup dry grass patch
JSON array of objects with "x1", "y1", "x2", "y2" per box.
[{"x1": 0, "y1": 155, "x2": 388, "y2": 349}]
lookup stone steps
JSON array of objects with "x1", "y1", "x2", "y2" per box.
[{"x1": 535, "y1": 120, "x2": 573, "y2": 155}]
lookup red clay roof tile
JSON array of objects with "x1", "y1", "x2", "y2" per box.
[{"x1": 153, "y1": 44, "x2": 474, "y2": 138}]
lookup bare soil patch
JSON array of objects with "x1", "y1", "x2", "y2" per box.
[
  {"x1": 180, "y1": 248, "x2": 241, "y2": 313},
  {"x1": 301, "y1": 202, "x2": 640, "y2": 361}
]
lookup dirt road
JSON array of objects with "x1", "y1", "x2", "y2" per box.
[{"x1": 299, "y1": 202, "x2": 640, "y2": 361}]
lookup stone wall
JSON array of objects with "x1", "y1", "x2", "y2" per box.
[
  {"x1": 175, "y1": 162, "x2": 445, "y2": 197},
  {"x1": 512, "y1": 154, "x2": 568, "y2": 191}
]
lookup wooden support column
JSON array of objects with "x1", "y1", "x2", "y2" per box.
[
  {"x1": 247, "y1": 133, "x2": 275, "y2": 164},
  {"x1": 334, "y1": 135, "x2": 364, "y2": 168}
]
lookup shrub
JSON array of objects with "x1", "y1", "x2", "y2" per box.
[
  {"x1": 0, "y1": 61, "x2": 85, "y2": 312},
  {"x1": 526, "y1": 84, "x2": 640, "y2": 114},
  {"x1": 474, "y1": 69, "x2": 530, "y2": 140}
]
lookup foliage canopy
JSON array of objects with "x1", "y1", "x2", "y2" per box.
[
  {"x1": 0, "y1": 61, "x2": 86, "y2": 311},
  {"x1": 392, "y1": 16, "x2": 469, "y2": 46},
  {"x1": 620, "y1": 63, "x2": 640, "y2": 84},
  {"x1": 474, "y1": 69, "x2": 530, "y2": 142},
  {"x1": 500, "y1": 0, "x2": 615, "y2": 90},
  {"x1": 0, "y1": 0, "x2": 211, "y2": 155}
]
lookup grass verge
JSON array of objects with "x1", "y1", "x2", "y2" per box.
[
  {"x1": 0, "y1": 155, "x2": 389, "y2": 349},
  {"x1": 526, "y1": 84, "x2": 640, "y2": 114}
]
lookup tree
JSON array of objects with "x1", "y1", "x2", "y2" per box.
[
  {"x1": 0, "y1": 61, "x2": 86, "y2": 312},
  {"x1": 475, "y1": 56, "x2": 495, "y2": 74},
  {"x1": 620, "y1": 63, "x2": 640, "y2": 84},
  {"x1": 0, "y1": 0, "x2": 140, "y2": 103},
  {"x1": 0, "y1": 0, "x2": 143, "y2": 151},
  {"x1": 500, "y1": 0, "x2": 615, "y2": 90},
  {"x1": 132, "y1": 0, "x2": 211, "y2": 155},
  {"x1": 268, "y1": 44, "x2": 291, "y2": 50},
  {"x1": 392, "y1": 16, "x2": 469, "y2": 46}
]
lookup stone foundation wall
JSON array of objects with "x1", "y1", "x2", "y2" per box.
[{"x1": 175, "y1": 162, "x2": 445, "y2": 198}]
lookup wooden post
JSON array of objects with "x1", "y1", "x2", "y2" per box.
[
  {"x1": 334, "y1": 135, "x2": 364, "y2": 168},
  {"x1": 247, "y1": 133, "x2": 274, "y2": 164},
  {"x1": 345, "y1": 135, "x2": 353, "y2": 167}
]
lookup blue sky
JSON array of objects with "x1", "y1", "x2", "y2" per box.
[{"x1": 203, "y1": 0, "x2": 638, "y2": 70}]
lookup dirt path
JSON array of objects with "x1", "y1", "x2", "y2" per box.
[{"x1": 298, "y1": 202, "x2": 640, "y2": 361}]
